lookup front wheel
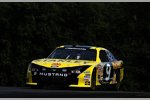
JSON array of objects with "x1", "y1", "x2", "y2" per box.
[
  {"x1": 91, "y1": 68, "x2": 96, "y2": 90},
  {"x1": 29, "y1": 83, "x2": 43, "y2": 89}
]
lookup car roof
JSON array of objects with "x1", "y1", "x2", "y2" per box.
[{"x1": 58, "y1": 45, "x2": 107, "y2": 50}]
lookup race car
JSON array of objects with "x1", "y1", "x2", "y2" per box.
[{"x1": 26, "y1": 45, "x2": 124, "y2": 90}]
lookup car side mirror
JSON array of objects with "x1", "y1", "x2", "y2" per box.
[{"x1": 112, "y1": 60, "x2": 123, "y2": 69}]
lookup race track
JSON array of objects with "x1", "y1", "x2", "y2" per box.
[{"x1": 0, "y1": 86, "x2": 149, "y2": 98}]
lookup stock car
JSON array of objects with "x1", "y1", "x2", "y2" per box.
[{"x1": 26, "y1": 45, "x2": 124, "y2": 90}]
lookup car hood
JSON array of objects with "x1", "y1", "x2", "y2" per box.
[{"x1": 31, "y1": 58, "x2": 97, "y2": 68}]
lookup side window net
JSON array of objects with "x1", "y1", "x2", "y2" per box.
[{"x1": 100, "y1": 50, "x2": 109, "y2": 62}]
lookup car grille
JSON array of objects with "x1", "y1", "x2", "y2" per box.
[{"x1": 31, "y1": 63, "x2": 89, "y2": 85}]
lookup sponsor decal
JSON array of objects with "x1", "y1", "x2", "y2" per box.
[
  {"x1": 84, "y1": 71, "x2": 90, "y2": 74},
  {"x1": 47, "y1": 59, "x2": 85, "y2": 63},
  {"x1": 52, "y1": 69, "x2": 57, "y2": 71},
  {"x1": 83, "y1": 62, "x2": 89, "y2": 64},
  {"x1": 57, "y1": 60, "x2": 66, "y2": 62},
  {"x1": 84, "y1": 72, "x2": 91, "y2": 79},
  {"x1": 74, "y1": 60, "x2": 82, "y2": 63},
  {"x1": 51, "y1": 63, "x2": 61, "y2": 66},
  {"x1": 84, "y1": 75, "x2": 90, "y2": 79},
  {"x1": 85, "y1": 80, "x2": 90, "y2": 85},
  {"x1": 31, "y1": 68, "x2": 39, "y2": 72},
  {"x1": 51, "y1": 66, "x2": 58, "y2": 68},
  {"x1": 33, "y1": 72, "x2": 37, "y2": 75},
  {"x1": 112, "y1": 60, "x2": 123, "y2": 69},
  {"x1": 62, "y1": 69, "x2": 67, "y2": 72},
  {"x1": 42, "y1": 68, "x2": 47, "y2": 71},
  {"x1": 51, "y1": 63, "x2": 61, "y2": 68}
]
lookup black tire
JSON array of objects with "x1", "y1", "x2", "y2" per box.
[
  {"x1": 29, "y1": 85, "x2": 39, "y2": 89},
  {"x1": 113, "y1": 69, "x2": 121, "y2": 91},
  {"x1": 30, "y1": 83, "x2": 43, "y2": 89},
  {"x1": 91, "y1": 68, "x2": 96, "y2": 90}
]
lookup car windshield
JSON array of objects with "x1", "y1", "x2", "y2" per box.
[{"x1": 48, "y1": 48, "x2": 96, "y2": 61}]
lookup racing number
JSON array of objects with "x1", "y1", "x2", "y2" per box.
[
  {"x1": 103, "y1": 63, "x2": 113, "y2": 82},
  {"x1": 105, "y1": 64, "x2": 111, "y2": 81}
]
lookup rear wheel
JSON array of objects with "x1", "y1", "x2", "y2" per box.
[{"x1": 113, "y1": 69, "x2": 121, "y2": 90}]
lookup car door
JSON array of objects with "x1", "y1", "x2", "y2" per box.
[
  {"x1": 106, "y1": 50, "x2": 124, "y2": 84},
  {"x1": 98, "y1": 50, "x2": 114, "y2": 83}
]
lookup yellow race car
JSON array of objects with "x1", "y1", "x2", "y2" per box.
[{"x1": 26, "y1": 45, "x2": 124, "y2": 90}]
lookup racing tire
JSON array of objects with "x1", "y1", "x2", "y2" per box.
[
  {"x1": 91, "y1": 68, "x2": 96, "y2": 90},
  {"x1": 113, "y1": 69, "x2": 121, "y2": 91},
  {"x1": 30, "y1": 83, "x2": 43, "y2": 89}
]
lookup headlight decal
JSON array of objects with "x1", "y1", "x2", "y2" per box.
[
  {"x1": 30, "y1": 63, "x2": 90, "y2": 77},
  {"x1": 71, "y1": 70, "x2": 81, "y2": 74}
]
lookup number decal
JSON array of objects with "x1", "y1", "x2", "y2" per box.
[
  {"x1": 105, "y1": 64, "x2": 111, "y2": 81},
  {"x1": 103, "y1": 63, "x2": 113, "y2": 82}
]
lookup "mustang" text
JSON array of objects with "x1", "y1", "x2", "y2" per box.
[{"x1": 39, "y1": 72, "x2": 68, "y2": 77}]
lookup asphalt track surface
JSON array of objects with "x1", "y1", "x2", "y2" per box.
[{"x1": 0, "y1": 86, "x2": 150, "y2": 98}]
